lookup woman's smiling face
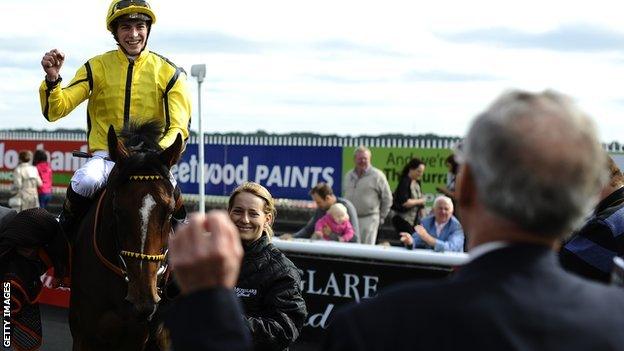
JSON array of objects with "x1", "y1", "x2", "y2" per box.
[{"x1": 229, "y1": 191, "x2": 272, "y2": 242}]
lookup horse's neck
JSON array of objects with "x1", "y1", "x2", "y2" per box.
[{"x1": 82, "y1": 191, "x2": 118, "y2": 259}]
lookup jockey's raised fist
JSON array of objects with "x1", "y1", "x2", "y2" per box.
[{"x1": 41, "y1": 49, "x2": 65, "y2": 82}]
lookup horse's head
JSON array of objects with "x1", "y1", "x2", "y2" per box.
[{"x1": 106, "y1": 124, "x2": 183, "y2": 319}]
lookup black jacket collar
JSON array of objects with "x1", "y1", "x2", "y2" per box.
[
  {"x1": 595, "y1": 186, "x2": 624, "y2": 215},
  {"x1": 454, "y1": 244, "x2": 557, "y2": 282},
  {"x1": 243, "y1": 233, "x2": 270, "y2": 257}
]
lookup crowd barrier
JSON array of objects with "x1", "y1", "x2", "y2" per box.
[{"x1": 266, "y1": 239, "x2": 467, "y2": 341}]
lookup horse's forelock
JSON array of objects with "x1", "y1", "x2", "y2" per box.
[
  {"x1": 108, "y1": 151, "x2": 171, "y2": 192},
  {"x1": 119, "y1": 121, "x2": 163, "y2": 153}
]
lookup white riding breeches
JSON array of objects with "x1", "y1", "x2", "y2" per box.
[{"x1": 70, "y1": 151, "x2": 177, "y2": 198}]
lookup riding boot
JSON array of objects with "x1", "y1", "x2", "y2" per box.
[{"x1": 58, "y1": 186, "x2": 92, "y2": 244}]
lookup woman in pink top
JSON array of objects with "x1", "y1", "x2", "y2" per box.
[
  {"x1": 33, "y1": 150, "x2": 53, "y2": 210},
  {"x1": 313, "y1": 203, "x2": 355, "y2": 242}
]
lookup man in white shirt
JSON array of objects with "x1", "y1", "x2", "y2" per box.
[
  {"x1": 399, "y1": 196, "x2": 464, "y2": 252},
  {"x1": 343, "y1": 146, "x2": 393, "y2": 245}
]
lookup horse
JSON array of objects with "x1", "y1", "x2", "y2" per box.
[{"x1": 68, "y1": 122, "x2": 183, "y2": 351}]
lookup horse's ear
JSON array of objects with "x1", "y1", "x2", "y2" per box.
[
  {"x1": 160, "y1": 133, "x2": 184, "y2": 168},
  {"x1": 107, "y1": 125, "x2": 129, "y2": 162}
]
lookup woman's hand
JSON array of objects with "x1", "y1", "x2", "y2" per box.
[
  {"x1": 404, "y1": 198, "x2": 425, "y2": 208},
  {"x1": 399, "y1": 232, "x2": 413, "y2": 246}
]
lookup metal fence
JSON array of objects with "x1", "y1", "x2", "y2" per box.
[
  {"x1": 2, "y1": 130, "x2": 623, "y2": 152},
  {"x1": 0, "y1": 131, "x2": 458, "y2": 149}
]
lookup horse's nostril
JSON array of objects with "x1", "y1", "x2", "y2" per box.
[
  {"x1": 133, "y1": 302, "x2": 158, "y2": 321},
  {"x1": 124, "y1": 295, "x2": 159, "y2": 320}
]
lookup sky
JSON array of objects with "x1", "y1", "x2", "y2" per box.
[{"x1": 1, "y1": 0, "x2": 624, "y2": 142}]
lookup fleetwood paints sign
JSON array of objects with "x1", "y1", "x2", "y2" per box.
[{"x1": 174, "y1": 144, "x2": 343, "y2": 199}]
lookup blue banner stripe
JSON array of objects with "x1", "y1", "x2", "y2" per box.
[
  {"x1": 604, "y1": 206, "x2": 624, "y2": 238},
  {"x1": 565, "y1": 235, "x2": 617, "y2": 273}
]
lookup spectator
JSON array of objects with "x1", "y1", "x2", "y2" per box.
[
  {"x1": 436, "y1": 153, "x2": 459, "y2": 204},
  {"x1": 10, "y1": 151, "x2": 42, "y2": 212},
  {"x1": 288, "y1": 183, "x2": 359, "y2": 243},
  {"x1": 39, "y1": 0, "x2": 191, "y2": 238},
  {"x1": 560, "y1": 154, "x2": 624, "y2": 282},
  {"x1": 343, "y1": 146, "x2": 392, "y2": 245},
  {"x1": 227, "y1": 182, "x2": 306, "y2": 351},
  {"x1": 323, "y1": 90, "x2": 624, "y2": 350},
  {"x1": 313, "y1": 203, "x2": 355, "y2": 242},
  {"x1": 33, "y1": 150, "x2": 53, "y2": 210},
  {"x1": 390, "y1": 158, "x2": 426, "y2": 234},
  {"x1": 166, "y1": 211, "x2": 251, "y2": 351},
  {"x1": 399, "y1": 196, "x2": 464, "y2": 252}
]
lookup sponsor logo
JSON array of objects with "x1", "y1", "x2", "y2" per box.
[{"x1": 234, "y1": 287, "x2": 258, "y2": 298}]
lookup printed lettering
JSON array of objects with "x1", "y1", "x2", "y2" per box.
[{"x1": 305, "y1": 304, "x2": 334, "y2": 329}]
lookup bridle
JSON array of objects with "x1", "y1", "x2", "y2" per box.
[{"x1": 92, "y1": 174, "x2": 171, "y2": 290}]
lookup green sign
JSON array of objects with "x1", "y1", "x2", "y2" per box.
[{"x1": 342, "y1": 147, "x2": 453, "y2": 206}]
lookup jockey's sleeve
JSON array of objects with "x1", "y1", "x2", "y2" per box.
[{"x1": 39, "y1": 63, "x2": 90, "y2": 122}]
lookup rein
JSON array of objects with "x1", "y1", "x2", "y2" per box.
[
  {"x1": 93, "y1": 189, "x2": 125, "y2": 278},
  {"x1": 92, "y1": 174, "x2": 170, "y2": 282}
]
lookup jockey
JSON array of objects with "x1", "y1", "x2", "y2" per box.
[{"x1": 38, "y1": 0, "x2": 191, "y2": 238}]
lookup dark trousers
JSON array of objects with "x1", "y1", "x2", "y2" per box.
[
  {"x1": 39, "y1": 193, "x2": 52, "y2": 210},
  {"x1": 392, "y1": 215, "x2": 416, "y2": 234}
]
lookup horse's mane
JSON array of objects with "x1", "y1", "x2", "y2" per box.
[{"x1": 107, "y1": 121, "x2": 171, "y2": 190}]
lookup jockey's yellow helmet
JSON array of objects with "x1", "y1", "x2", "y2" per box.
[{"x1": 106, "y1": 0, "x2": 157, "y2": 32}]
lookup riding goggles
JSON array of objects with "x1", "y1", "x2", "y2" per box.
[{"x1": 112, "y1": 0, "x2": 151, "y2": 13}]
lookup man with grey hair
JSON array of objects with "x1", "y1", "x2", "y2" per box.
[
  {"x1": 323, "y1": 90, "x2": 624, "y2": 350},
  {"x1": 343, "y1": 146, "x2": 393, "y2": 245},
  {"x1": 399, "y1": 195, "x2": 464, "y2": 252}
]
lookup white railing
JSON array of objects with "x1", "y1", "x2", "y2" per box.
[
  {"x1": 273, "y1": 238, "x2": 469, "y2": 266},
  {"x1": 0, "y1": 131, "x2": 461, "y2": 149}
]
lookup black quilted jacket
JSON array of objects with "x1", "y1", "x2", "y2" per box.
[{"x1": 236, "y1": 234, "x2": 307, "y2": 351}]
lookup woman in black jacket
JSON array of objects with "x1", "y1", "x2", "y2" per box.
[
  {"x1": 391, "y1": 158, "x2": 426, "y2": 234},
  {"x1": 228, "y1": 182, "x2": 307, "y2": 351}
]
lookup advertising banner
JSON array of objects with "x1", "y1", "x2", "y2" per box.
[
  {"x1": 286, "y1": 252, "x2": 454, "y2": 341},
  {"x1": 173, "y1": 144, "x2": 343, "y2": 200},
  {"x1": 342, "y1": 147, "x2": 454, "y2": 205},
  {"x1": 0, "y1": 140, "x2": 88, "y2": 186},
  {"x1": 4, "y1": 136, "x2": 622, "y2": 202}
]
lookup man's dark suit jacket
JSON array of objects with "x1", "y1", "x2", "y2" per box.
[
  {"x1": 166, "y1": 288, "x2": 251, "y2": 351},
  {"x1": 323, "y1": 245, "x2": 624, "y2": 351}
]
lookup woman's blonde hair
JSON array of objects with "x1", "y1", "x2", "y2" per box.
[{"x1": 228, "y1": 182, "x2": 277, "y2": 237}]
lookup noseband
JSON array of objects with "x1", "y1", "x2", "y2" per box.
[{"x1": 92, "y1": 174, "x2": 170, "y2": 284}]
